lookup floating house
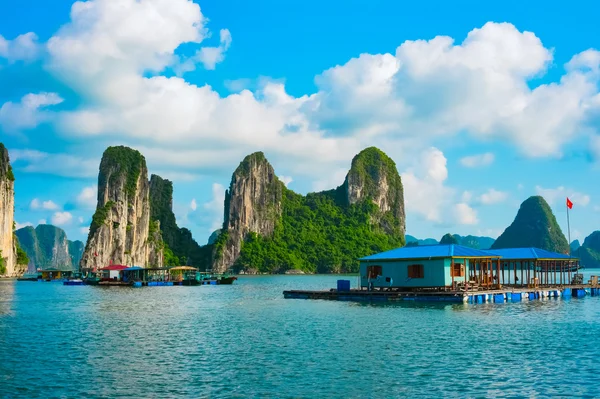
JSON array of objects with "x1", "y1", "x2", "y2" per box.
[
  {"x1": 358, "y1": 244, "x2": 501, "y2": 290},
  {"x1": 283, "y1": 244, "x2": 596, "y2": 303},
  {"x1": 38, "y1": 268, "x2": 73, "y2": 281},
  {"x1": 99, "y1": 265, "x2": 128, "y2": 281}
]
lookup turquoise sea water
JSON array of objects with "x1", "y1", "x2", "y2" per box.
[{"x1": 1, "y1": 274, "x2": 600, "y2": 399}]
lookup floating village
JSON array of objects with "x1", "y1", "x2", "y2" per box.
[{"x1": 19, "y1": 266, "x2": 237, "y2": 287}]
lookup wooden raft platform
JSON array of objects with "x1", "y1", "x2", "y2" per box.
[{"x1": 283, "y1": 286, "x2": 600, "y2": 303}]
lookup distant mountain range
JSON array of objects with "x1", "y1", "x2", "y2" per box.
[
  {"x1": 406, "y1": 234, "x2": 495, "y2": 249},
  {"x1": 15, "y1": 225, "x2": 84, "y2": 271}
]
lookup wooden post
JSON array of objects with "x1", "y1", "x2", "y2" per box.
[
  {"x1": 521, "y1": 260, "x2": 524, "y2": 287},
  {"x1": 451, "y1": 258, "x2": 455, "y2": 290}
]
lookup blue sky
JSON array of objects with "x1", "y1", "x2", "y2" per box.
[{"x1": 1, "y1": 0, "x2": 599, "y2": 245}]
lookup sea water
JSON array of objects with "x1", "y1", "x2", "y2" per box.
[{"x1": 1, "y1": 273, "x2": 600, "y2": 398}]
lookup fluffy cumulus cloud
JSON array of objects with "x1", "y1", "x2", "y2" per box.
[
  {"x1": 184, "y1": 28, "x2": 232, "y2": 72},
  {"x1": 535, "y1": 186, "x2": 591, "y2": 207},
  {"x1": 454, "y1": 203, "x2": 478, "y2": 225},
  {"x1": 477, "y1": 189, "x2": 509, "y2": 205},
  {"x1": 402, "y1": 147, "x2": 477, "y2": 226},
  {"x1": 0, "y1": 93, "x2": 63, "y2": 132},
  {"x1": 51, "y1": 211, "x2": 73, "y2": 226},
  {"x1": 460, "y1": 153, "x2": 495, "y2": 168},
  {"x1": 5, "y1": 3, "x2": 600, "y2": 235},
  {"x1": 0, "y1": 32, "x2": 41, "y2": 62},
  {"x1": 10, "y1": 149, "x2": 98, "y2": 178},
  {"x1": 29, "y1": 198, "x2": 60, "y2": 211},
  {"x1": 202, "y1": 183, "x2": 226, "y2": 232},
  {"x1": 76, "y1": 185, "x2": 98, "y2": 209}
]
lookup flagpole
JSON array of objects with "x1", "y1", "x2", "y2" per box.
[{"x1": 567, "y1": 201, "x2": 571, "y2": 257}]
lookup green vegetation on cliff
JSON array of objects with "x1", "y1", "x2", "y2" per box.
[
  {"x1": 491, "y1": 196, "x2": 569, "y2": 253},
  {"x1": 0, "y1": 143, "x2": 15, "y2": 181},
  {"x1": 235, "y1": 187, "x2": 405, "y2": 273},
  {"x1": 89, "y1": 201, "x2": 115, "y2": 237},
  {"x1": 0, "y1": 250, "x2": 5, "y2": 274},
  {"x1": 231, "y1": 147, "x2": 406, "y2": 274},
  {"x1": 440, "y1": 233, "x2": 459, "y2": 245},
  {"x1": 574, "y1": 232, "x2": 600, "y2": 268},
  {"x1": 99, "y1": 146, "x2": 145, "y2": 201}
]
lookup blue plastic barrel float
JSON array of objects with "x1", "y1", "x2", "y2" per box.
[{"x1": 337, "y1": 280, "x2": 351, "y2": 292}]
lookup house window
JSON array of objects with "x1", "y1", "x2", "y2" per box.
[
  {"x1": 408, "y1": 264, "x2": 424, "y2": 279},
  {"x1": 451, "y1": 263, "x2": 465, "y2": 277},
  {"x1": 367, "y1": 265, "x2": 382, "y2": 279}
]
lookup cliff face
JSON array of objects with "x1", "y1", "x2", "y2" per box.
[
  {"x1": 213, "y1": 147, "x2": 405, "y2": 274},
  {"x1": 80, "y1": 146, "x2": 163, "y2": 269},
  {"x1": 16, "y1": 225, "x2": 83, "y2": 271},
  {"x1": 0, "y1": 143, "x2": 17, "y2": 276},
  {"x1": 574, "y1": 232, "x2": 600, "y2": 268},
  {"x1": 149, "y1": 174, "x2": 203, "y2": 266},
  {"x1": 491, "y1": 196, "x2": 569, "y2": 253},
  {"x1": 343, "y1": 147, "x2": 405, "y2": 237},
  {"x1": 213, "y1": 152, "x2": 283, "y2": 272}
]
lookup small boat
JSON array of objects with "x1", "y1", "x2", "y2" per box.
[
  {"x1": 64, "y1": 279, "x2": 84, "y2": 286},
  {"x1": 218, "y1": 275, "x2": 238, "y2": 285}
]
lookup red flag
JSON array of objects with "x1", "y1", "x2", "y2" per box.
[{"x1": 566, "y1": 197, "x2": 573, "y2": 209}]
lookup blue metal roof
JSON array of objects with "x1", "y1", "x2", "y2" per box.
[
  {"x1": 123, "y1": 266, "x2": 144, "y2": 271},
  {"x1": 481, "y1": 248, "x2": 573, "y2": 260},
  {"x1": 359, "y1": 244, "x2": 500, "y2": 261}
]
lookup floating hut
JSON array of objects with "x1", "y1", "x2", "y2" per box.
[
  {"x1": 283, "y1": 244, "x2": 599, "y2": 303},
  {"x1": 38, "y1": 268, "x2": 73, "y2": 281},
  {"x1": 99, "y1": 265, "x2": 128, "y2": 281},
  {"x1": 358, "y1": 244, "x2": 501, "y2": 291}
]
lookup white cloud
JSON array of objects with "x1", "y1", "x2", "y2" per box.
[
  {"x1": 454, "y1": 203, "x2": 479, "y2": 225},
  {"x1": 477, "y1": 189, "x2": 508, "y2": 205},
  {"x1": 461, "y1": 191, "x2": 473, "y2": 203},
  {"x1": 279, "y1": 175, "x2": 293, "y2": 187},
  {"x1": 29, "y1": 198, "x2": 41, "y2": 210},
  {"x1": 78, "y1": 217, "x2": 84, "y2": 224},
  {"x1": 402, "y1": 147, "x2": 452, "y2": 223},
  {"x1": 202, "y1": 183, "x2": 226, "y2": 232},
  {"x1": 190, "y1": 198, "x2": 197, "y2": 211},
  {"x1": 15, "y1": 221, "x2": 33, "y2": 230},
  {"x1": 51, "y1": 211, "x2": 73, "y2": 226},
  {"x1": 10, "y1": 149, "x2": 98, "y2": 178},
  {"x1": 29, "y1": 198, "x2": 58, "y2": 210},
  {"x1": 403, "y1": 147, "x2": 480, "y2": 226},
  {"x1": 0, "y1": 93, "x2": 63, "y2": 132},
  {"x1": 76, "y1": 185, "x2": 98, "y2": 209},
  {"x1": 4, "y1": 4, "x2": 600, "y2": 194},
  {"x1": 43, "y1": 200, "x2": 59, "y2": 210},
  {"x1": 195, "y1": 29, "x2": 232, "y2": 71},
  {"x1": 517, "y1": 183, "x2": 524, "y2": 190},
  {"x1": 312, "y1": 168, "x2": 348, "y2": 192},
  {"x1": 535, "y1": 186, "x2": 590, "y2": 207},
  {"x1": 0, "y1": 32, "x2": 41, "y2": 62},
  {"x1": 37, "y1": 219, "x2": 47, "y2": 225},
  {"x1": 460, "y1": 152, "x2": 495, "y2": 167},
  {"x1": 80, "y1": 227, "x2": 90, "y2": 235}
]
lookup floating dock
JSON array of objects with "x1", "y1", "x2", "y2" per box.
[{"x1": 283, "y1": 286, "x2": 600, "y2": 303}]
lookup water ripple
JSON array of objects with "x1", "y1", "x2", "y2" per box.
[{"x1": 1, "y1": 276, "x2": 600, "y2": 398}]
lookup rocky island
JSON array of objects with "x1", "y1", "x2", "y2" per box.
[{"x1": 211, "y1": 147, "x2": 406, "y2": 274}]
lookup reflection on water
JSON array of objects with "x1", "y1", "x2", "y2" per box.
[{"x1": 1, "y1": 274, "x2": 599, "y2": 398}]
